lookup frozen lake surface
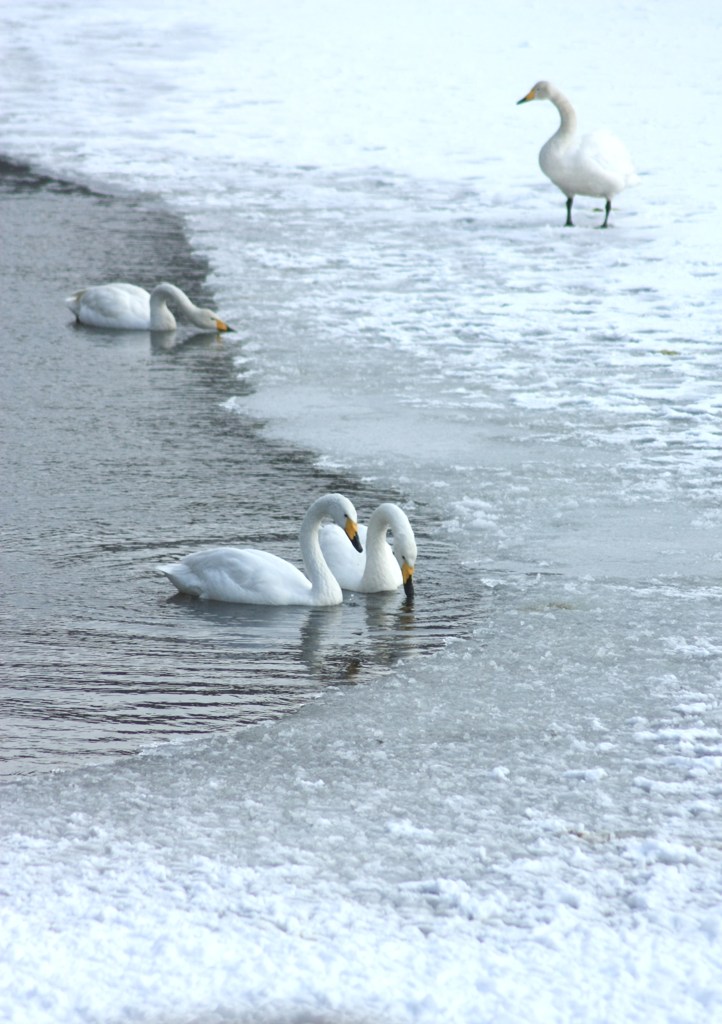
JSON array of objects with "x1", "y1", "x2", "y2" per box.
[{"x1": 0, "y1": 1, "x2": 721, "y2": 1021}]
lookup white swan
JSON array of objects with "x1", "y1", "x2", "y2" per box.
[
  {"x1": 517, "y1": 81, "x2": 638, "y2": 227},
  {"x1": 157, "y1": 493, "x2": 362, "y2": 606},
  {"x1": 66, "y1": 281, "x2": 233, "y2": 332},
  {"x1": 320, "y1": 502, "x2": 417, "y2": 597}
]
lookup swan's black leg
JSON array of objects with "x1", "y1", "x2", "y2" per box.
[
  {"x1": 564, "y1": 196, "x2": 574, "y2": 227},
  {"x1": 600, "y1": 199, "x2": 611, "y2": 228}
]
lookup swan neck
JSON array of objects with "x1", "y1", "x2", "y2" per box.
[
  {"x1": 149, "y1": 283, "x2": 186, "y2": 329},
  {"x1": 549, "y1": 88, "x2": 577, "y2": 139},
  {"x1": 365, "y1": 507, "x2": 395, "y2": 568},
  {"x1": 300, "y1": 500, "x2": 342, "y2": 600}
]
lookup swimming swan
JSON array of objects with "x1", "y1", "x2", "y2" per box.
[
  {"x1": 320, "y1": 502, "x2": 416, "y2": 597},
  {"x1": 66, "y1": 281, "x2": 233, "y2": 332},
  {"x1": 517, "y1": 81, "x2": 638, "y2": 227},
  {"x1": 157, "y1": 493, "x2": 362, "y2": 606}
]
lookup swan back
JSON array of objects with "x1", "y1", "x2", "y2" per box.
[
  {"x1": 66, "y1": 282, "x2": 154, "y2": 329},
  {"x1": 159, "y1": 546, "x2": 312, "y2": 603}
]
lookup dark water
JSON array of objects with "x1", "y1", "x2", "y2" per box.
[{"x1": 0, "y1": 162, "x2": 485, "y2": 777}]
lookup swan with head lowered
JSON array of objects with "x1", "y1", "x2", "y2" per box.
[
  {"x1": 517, "y1": 81, "x2": 638, "y2": 227},
  {"x1": 157, "y1": 493, "x2": 362, "y2": 606},
  {"x1": 320, "y1": 502, "x2": 417, "y2": 598},
  {"x1": 66, "y1": 281, "x2": 233, "y2": 332}
]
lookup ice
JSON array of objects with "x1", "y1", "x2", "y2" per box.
[{"x1": 2, "y1": 0, "x2": 722, "y2": 1021}]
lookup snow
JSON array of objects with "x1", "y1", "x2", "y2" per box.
[
  {"x1": 1, "y1": 667, "x2": 721, "y2": 1024},
  {"x1": 1, "y1": 0, "x2": 722, "y2": 1021}
]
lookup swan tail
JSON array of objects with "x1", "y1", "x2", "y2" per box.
[
  {"x1": 65, "y1": 290, "x2": 84, "y2": 315},
  {"x1": 156, "y1": 563, "x2": 202, "y2": 596}
]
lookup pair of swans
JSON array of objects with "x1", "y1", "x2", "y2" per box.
[
  {"x1": 319, "y1": 501, "x2": 416, "y2": 598},
  {"x1": 158, "y1": 494, "x2": 417, "y2": 607},
  {"x1": 66, "y1": 281, "x2": 233, "y2": 332},
  {"x1": 518, "y1": 81, "x2": 638, "y2": 227}
]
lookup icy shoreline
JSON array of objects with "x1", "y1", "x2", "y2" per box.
[{"x1": 3, "y1": 641, "x2": 721, "y2": 1024}]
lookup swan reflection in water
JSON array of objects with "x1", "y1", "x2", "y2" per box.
[
  {"x1": 299, "y1": 589, "x2": 417, "y2": 684},
  {"x1": 165, "y1": 585, "x2": 418, "y2": 690}
]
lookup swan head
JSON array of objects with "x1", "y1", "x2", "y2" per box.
[
  {"x1": 392, "y1": 526, "x2": 417, "y2": 599},
  {"x1": 192, "y1": 307, "x2": 234, "y2": 333},
  {"x1": 517, "y1": 80, "x2": 554, "y2": 105},
  {"x1": 343, "y1": 511, "x2": 363, "y2": 552},
  {"x1": 151, "y1": 283, "x2": 233, "y2": 332},
  {"x1": 317, "y1": 493, "x2": 363, "y2": 552}
]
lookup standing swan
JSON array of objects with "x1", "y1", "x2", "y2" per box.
[
  {"x1": 517, "y1": 81, "x2": 638, "y2": 227},
  {"x1": 320, "y1": 502, "x2": 417, "y2": 598},
  {"x1": 66, "y1": 281, "x2": 233, "y2": 332},
  {"x1": 157, "y1": 493, "x2": 362, "y2": 606}
]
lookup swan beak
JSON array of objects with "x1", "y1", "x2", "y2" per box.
[
  {"x1": 517, "y1": 89, "x2": 535, "y2": 105},
  {"x1": 402, "y1": 562, "x2": 414, "y2": 598},
  {"x1": 215, "y1": 319, "x2": 233, "y2": 333},
  {"x1": 345, "y1": 519, "x2": 363, "y2": 552}
]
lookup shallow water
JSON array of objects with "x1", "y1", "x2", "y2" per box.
[{"x1": 0, "y1": 162, "x2": 485, "y2": 777}]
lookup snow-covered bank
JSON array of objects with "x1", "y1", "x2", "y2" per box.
[{"x1": 2, "y1": 611, "x2": 721, "y2": 1023}]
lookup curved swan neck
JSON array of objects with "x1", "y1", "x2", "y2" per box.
[
  {"x1": 366, "y1": 503, "x2": 401, "y2": 566},
  {"x1": 546, "y1": 85, "x2": 577, "y2": 141},
  {"x1": 150, "y1": 281, "x2": 214, "y2": 330},
  {"x1": 149, "y1": 283, "x2": 188, "y2": 330},
  {"x1": 299, "y1": 497, "x2": 344, "y2": 602}
]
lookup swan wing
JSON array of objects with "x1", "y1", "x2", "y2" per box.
[
  {"x1": 158, "y1": 547, "x2": 313, "y2": 605},
  {"x1": 579, "y1": 129, "x2": 639, "y2": 192},
  {"x1": 67, "y1": 283, "x2": 151, "y2": 329}
]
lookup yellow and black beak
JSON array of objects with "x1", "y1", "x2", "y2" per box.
[
  {"x1": 516, "y1": 88, "x2": 536, "y2": 105},
  {"x1": 215, "y1": 319, "x2": 233, "y2": 333},
  {"x1": 345, "y1": 518, "x2": 363, "y2": 552},
  {"x1": 402, "y1": 561, "x2": 414, "y2": 599}
]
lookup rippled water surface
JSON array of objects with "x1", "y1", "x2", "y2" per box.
[{"x1": 0, "y1": 163, "x2": 484, "y2": 776}]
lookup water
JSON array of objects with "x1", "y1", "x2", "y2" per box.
[
  {"x1": 0, "y1": 161, "x2": 487, "y2": 777},
  {"x1": 1, "y1": 2, "x2": 721, "y2": 1021}
]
